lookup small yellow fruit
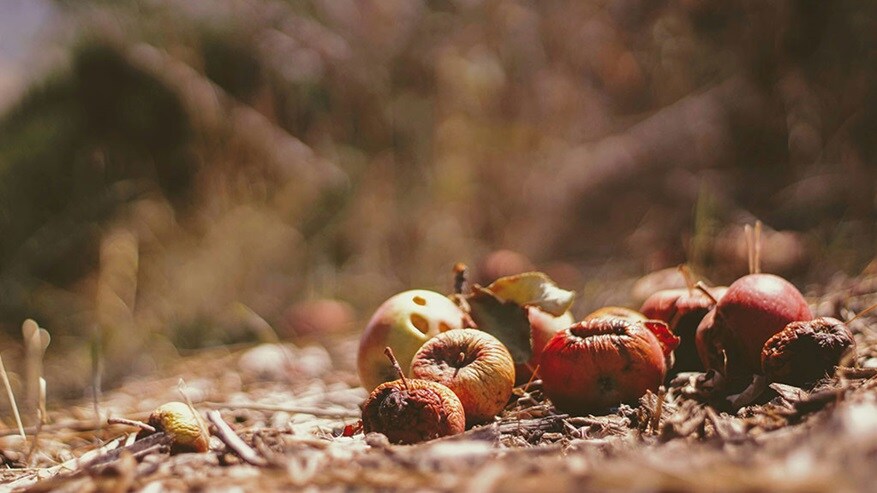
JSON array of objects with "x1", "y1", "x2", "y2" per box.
[{"x1": 147, "y1": 402, "x2": 209, "y2": 453}]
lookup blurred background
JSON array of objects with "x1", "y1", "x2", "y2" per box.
[{"x1": 0, "y1": 0, "x2": 875, "y2": 398}]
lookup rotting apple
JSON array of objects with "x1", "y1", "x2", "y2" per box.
[
  {"x1": 641, "y1": 286, "x2": 728, "y2": 373},
  {"x1": 762, "y1": 317, "x2": 855, "y2": 386},
  {"x1": 138, "y1": 402, "x2": 208, "y2": 454},
  {"x1": 540, "y1": 317, "x2": 670, "y2": 415},
  {"x1": 696, "y1": 273, "x2": 812, "y2": 389},
  {"x1": 411, "y1": 328, "x2": 515, "y2": 425},
  {"x1": 357, "y1": 290, "x2": 466, "y2": 391},
  {"x1": 515, "y1": 307, "x2": 576, "y2": 384},
  {"x1": 361, "y1": 347, "x2": 466, "y2": 445}
]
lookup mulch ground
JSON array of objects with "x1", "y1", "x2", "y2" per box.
[{"x1": 3, "y1": 277, "x2": 877, "y2": 492}]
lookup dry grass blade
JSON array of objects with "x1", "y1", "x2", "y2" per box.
[{"x1": 0, "y1": 353, "x2": 26, "y2": 439}]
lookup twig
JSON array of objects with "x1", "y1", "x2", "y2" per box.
[
  {"x1": 0, "y1": 354, "x2": 26, "y2": 439},
  {"x1": 522, "y1": 366, "x2": 540, "y2": 394},
  {"x1": 107, "y1": 417, "x2": 156, "y2": 434},
  {"x1": 847, "y1": 301, "x2": 877, "y2": 324},
  {"x1": 206, "y1": 410, "x2": 268, "y2": 467}
]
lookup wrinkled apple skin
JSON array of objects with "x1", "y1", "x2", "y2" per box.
[
  {"x1": 357, "y1": 290, "x2": 466, "y2": 391},
  {"x1": 412, "y1": 328, "x2": 515, "y2": 425},
  {"x1": 541, "y1": 318, "x2": 666, "y2": 415},
  {"x1": 515, "y1": 308, "x2": 576, "y2": 384},
  {"x1": 762, "y1": 317, "x2": 855, "y2": 386},
  {"x1": 641, "y1": 287, "x2": 727, "y2": 373},
  {"x1": 361, "y1": 378, "x2": 465, "y2": 444}
]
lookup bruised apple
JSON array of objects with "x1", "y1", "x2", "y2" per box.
[
  {"x1": 357, "y1": 290, "x2": 466, "y2": 391},
  {"x1": 541, "y1": 317, "x2": 672, "y2": 415},
  {"x1": 362, "y1": 377, "x2": 466, "y2": 444}
]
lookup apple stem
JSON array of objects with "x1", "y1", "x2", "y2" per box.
[
  {"x1": 754, "y1": 220, "x2": 762, "y2": 274},
  {"x1": 745, "y1": 224, "x2": 754, "y2": 275},
  {"x1": 453, "y1": 352, "x2": 467, "y2": 377},
  {"x1": 694, "y1": 281, "x2": 720, "y2": 305},
  {"x1": 453, "y1": 263, "x2": 468, "y2": 295},
  {"x1": 848, "y1": 301, "x2": 877, "y2": 324},
  {"x1": 678, "y1": 264, "x2": 695, "y2": 296},
  {"x1": 384, "y1": 347, "x2": 409, "y2": 390}
]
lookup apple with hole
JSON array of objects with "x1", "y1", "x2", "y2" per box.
[{"x1": 357, "y1": 290, "x2": 467, "y2": 391}]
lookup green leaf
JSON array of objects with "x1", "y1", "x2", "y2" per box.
[
  {"x1": 486, "y1": 272, "x2": 575, "y2": 316},
  {"x1": 467, "y1": 286, "x2": 532, "y2": 364}
]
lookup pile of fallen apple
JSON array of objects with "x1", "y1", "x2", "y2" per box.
[{"x1": 357, "y1": 253, "x2": 857, "y2": 446}]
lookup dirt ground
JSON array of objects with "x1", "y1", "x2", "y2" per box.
[{"x1": 3, "y1": 275, "x2": 877, "y2": 493}]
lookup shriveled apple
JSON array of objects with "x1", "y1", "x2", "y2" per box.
[
  {"x1": 541, "y1": 317, "x2": 674, "y2": 415},
  {"x1": 411, "y1": 328, "x2": 515, "y2": 425}
]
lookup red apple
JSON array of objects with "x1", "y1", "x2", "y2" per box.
[
  {"x1": 540, "y1": 317, "x2": 667, "y2": 415},
  {"x1": 514, "y1": 307, "x2": 576, "y2": 384},
  {"x1": 357, "y1": 290, "x2": 466, "y2": 391},
  {"x1": 640, "y1": 286, "x2": 727, "y2": 373},
  {"x1": 696, "y1": 274, "x2": 811, "y2": 385}
]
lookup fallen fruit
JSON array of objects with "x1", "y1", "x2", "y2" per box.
[
  {"x1": 515, "y1": 307, "x2": 576, "y2": 384},
  {"x1": 357, "y1": 290, "x2": 466, "y2": 391},
  {"x1": 540, "y1": 317, "x2": 668, "y2": 415},
  {"x1": 411, "y1": 328, "x2": 515, "y2": 425},
  {"x1": 696, "y1": 273, "x2": 812, "y2": 389},
  {"x1": 640, "y1": 286, "x2": 727, "y2": 373},
  {"x1": 142, "y1": 402, "x2": 208, "y2": 453},
  {"x1": 362, "y1": 348, "x2": 465, "y2": 444},
  {"x1": 762, "y1": 317, "x2": 856, "y2": 386}
]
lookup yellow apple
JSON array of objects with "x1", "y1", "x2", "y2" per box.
[{"x1": 357, "y1": 290, "x2": 466, "y2": 391}]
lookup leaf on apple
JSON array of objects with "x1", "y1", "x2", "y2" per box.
[
  {"x1": 486, "y1": 272, "x2": 575, "y2": 316},
  {"x1": 466, "y1": 286, "x2": 532, "y2": 364}
]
